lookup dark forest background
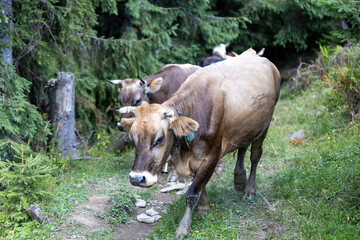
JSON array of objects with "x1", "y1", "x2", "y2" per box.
[{"x1": 1, "y1": 0, "x2": 358, "y2": 145}]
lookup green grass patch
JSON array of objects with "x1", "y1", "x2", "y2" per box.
[{"x1": 107, "y1": 193, "x2": 136, "y2": 226}]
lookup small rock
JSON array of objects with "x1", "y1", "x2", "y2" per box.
[
  {"x1": 137, "y1": 213, "x2": 155, "y2": 224},
  {"x1": 135, "y1": 199, "x2": 146, "y2": 208},
  {"x1": 146, "y1": 208, "x2": 159, "y2": 217},
  {"x1": 26, "y1": 204, "x2": 50, "y2": 224},
  {"x1": 169, "y1": 170, "x2": 178, "y2": 182},
  {"x1": 288, "y1": 129, "x2": 305, "y2": 140},
  {"x1": 170, "y1": 175, "x2": 178, "y2": 182},
  {"x1": 153, "y1": 215, "x2": 162, "y2": 221},
  {"x1": 160, "y1": 183, "x2": 186, "y2": 193}
]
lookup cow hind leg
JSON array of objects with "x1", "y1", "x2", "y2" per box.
[
  {"x1": 234, "y1": 146, "x2": 248, "y2": 191},
  {"x1": 242, "y1": 129, "x2": 268, "y2": 200},
  {"x1": 197, "y1": 188, "x2": 210, "y2": 214}
]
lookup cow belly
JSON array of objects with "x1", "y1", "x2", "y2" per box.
[
  {"x1": 221, "y1": 122, "x2": 269, "y2": 155},
  {"x1": 221, "y1": 102, "x2": 275, "y2": 155}
]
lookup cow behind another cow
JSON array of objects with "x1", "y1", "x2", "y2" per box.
[
  {"x1": 119, "y1": 49, "x2": 281, "y2": 238},
  {"x1": 109, "y1": 64, "x2": 200, "y2": 131}
]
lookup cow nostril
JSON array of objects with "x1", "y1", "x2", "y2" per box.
[
  {"x1": 129, "y1": 174, "x2": 147, "y2": 187},
  {"x1": 139, "y1": 176, "x2": 146, "y2": 186}
]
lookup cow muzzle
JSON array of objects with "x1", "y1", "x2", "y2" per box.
[{"x1": 128, "y1": 171, "x2": 158, "y2": 187}]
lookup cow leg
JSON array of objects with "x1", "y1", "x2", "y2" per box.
[
  {"x1": 234, "y1": 146, "x2": 248, "y2": 191},
  {"x1": 197, "y1": 188, "x2": 210, "y2": 214},
  {"x1": 242, "y1": 129, "x2": 268, "y2": 200},
  {"x1": 175, "y1": 150, "x2": 220, "y2": 238}
]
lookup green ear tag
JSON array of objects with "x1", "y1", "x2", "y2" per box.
[{"x1": 184, "y1": 132, "x2": 195, "y2": 147}]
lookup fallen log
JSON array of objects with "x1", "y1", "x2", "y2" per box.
[{"x1": 107, "y1": 131, "x2": 133, "y2": 151}]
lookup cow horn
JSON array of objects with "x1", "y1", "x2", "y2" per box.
[
  {"x1": 257, "y1": 48, "x2": 265, "y2": 56},
  {"x1": 118, "y1": 106, "x2": 136, "y2": 114},
  {"x1": 108, "y1": 79, "x2": 124, "y2": 85},
  {"x1": 139, "y1": 78, "x2": 146, "y2": 85}
]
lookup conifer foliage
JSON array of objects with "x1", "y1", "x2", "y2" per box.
[
  {"x1": 0, "y1": 0, "x2": 348, "y2": 140},
  {"x1": 0, "y1": 1, "x2": 49, "y2": 145}
]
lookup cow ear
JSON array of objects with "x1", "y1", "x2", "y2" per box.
[
  {"x1": 170, "y1": 116, "x2": 199, "y2": 137},
  {"x1": 147, "y1": 77, "x2": 163, "y2": 93},
  {"x1": 121, "y1": 118, "x2": 135, "y2": 132}
]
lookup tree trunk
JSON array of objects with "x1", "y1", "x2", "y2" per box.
[
  {"x1": 0, "y1": 0, "x2": 13, "y2": 65},
  {"x1": 48, "y1": 72, "x2": 78, "y2": 159}
]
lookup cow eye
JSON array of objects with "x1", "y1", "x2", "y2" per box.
[
  {"x1": 134, "y1": 99, "x2": 141, "y2": 106},
  {"x1": 154, "y1": 136, "x2": 164, "y2": 146}
]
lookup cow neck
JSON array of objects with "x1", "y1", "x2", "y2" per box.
[
  {"x1": 168, "y1": 102, "x2": 195, "y2": 162},
  {"x1": 169, "y1": 103, "x2": 182, "y2": 160}
]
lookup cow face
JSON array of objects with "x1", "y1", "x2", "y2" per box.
[
  {"x1": 109, "y1": 77, "x2": 163, "y2": 131},
  {"x1": 116, "y1": 77, "x2": 163, "y2": 107},
  {"x1": 119, "y1": 102, "x2": 199, "y2": 187}
]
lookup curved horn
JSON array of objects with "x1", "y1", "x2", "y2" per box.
[
  {"x1": 118, "y1": 106, "x2": 136, "y2": 114},
  {"x1": 257, "y1": 48, "x2": 265, "y2": 56},
  {"x1": 139, "y1": 77, "x2": 146, "y2": 85},
  {"x1": 108, "y1": 79, "x2": 124, "y2": 85}
]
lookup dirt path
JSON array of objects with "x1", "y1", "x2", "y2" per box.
[
  {"x1": 54, "y1": 161, "x2": 283, "y2": 239},
  {"x1": 56, "y1": 172, "x2": 186, "y2": 240}
]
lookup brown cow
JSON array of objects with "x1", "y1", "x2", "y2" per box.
[
  {"x1": 119, "y1": 49, "x2": 281, "y2": 238},
  {"x1": 108, "y1": 64, "x2": 201, "y2": 131}
]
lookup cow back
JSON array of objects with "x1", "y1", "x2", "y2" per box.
[
  {"x1": 143, "y1": 64, "x2": 201, "y2": 104},
  {"x1": 168, "y1": 49, "x2": 281, "y2": 157}
]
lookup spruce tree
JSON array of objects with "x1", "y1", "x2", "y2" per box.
[{"x1": 0, "y1": 1, "x2": 48, "y2": 151}]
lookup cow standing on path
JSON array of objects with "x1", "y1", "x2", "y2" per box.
[{"x1": 119, "y1": 49, "x2": 281, "y2": 238}]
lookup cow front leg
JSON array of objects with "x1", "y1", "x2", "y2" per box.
[
  {"x1": 175, "y1": 194, "x2": 198, "y2": 238},
  {"x1": 175, "y1": 150, "x2": 220, "y2": 238},
  {"x1": 242, "y1": 129, "x2": 268, "y2": 200}
]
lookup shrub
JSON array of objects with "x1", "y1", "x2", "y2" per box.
[
  {"x1": 320, "y1": 46, "x2": 360, "y2": 121},
  {"x1": 0, "y1": 141, "x2": 56, "y2": 237}
]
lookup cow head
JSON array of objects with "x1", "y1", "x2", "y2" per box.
[
  {"x1": 119, "y1": 102, "x2": 199, "y2": 187},
  {"x1": 108, "y1": 77, "x2": 163, "y2": 131}
]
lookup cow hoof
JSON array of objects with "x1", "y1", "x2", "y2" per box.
[
  {"x1": 242, "y1": 190, "x2": 256, "y2": 200},
  {"x1": 175, "y1": 227, "x2": 189, "y2": 239},
  {"x1": 197, "y1": 205, "x2": 210, "y2": 215}
]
